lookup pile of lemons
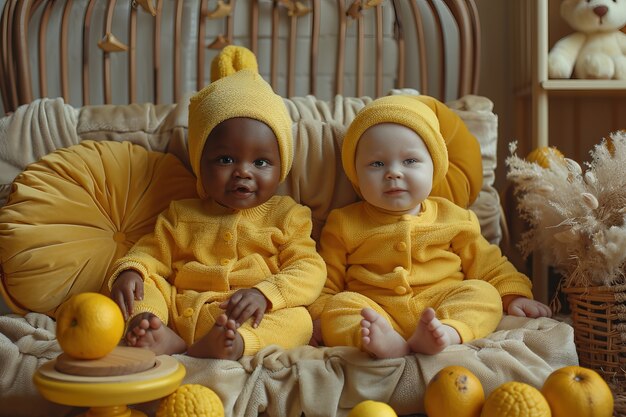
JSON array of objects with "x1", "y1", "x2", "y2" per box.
[{"x1": 348, "y1": 365, "x2": 614, "y2": 417}]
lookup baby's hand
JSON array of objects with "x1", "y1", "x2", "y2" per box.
[
  {"x1": 110, "y1": 270, "x2": 144, "y2": 320},
  {"x1": 220, "y1": 288, "x2": 268, "y2": 328},
  {"x1": 505, "y1": 296, "x2": 552, "y2": 318}
]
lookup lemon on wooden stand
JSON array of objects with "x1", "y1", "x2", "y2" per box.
[{"x1": 55, "y1": 292, "x2": 125, "y2": 360}]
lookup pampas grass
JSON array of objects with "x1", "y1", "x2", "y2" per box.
[{"x1": 506, "y1": 131, "x2": 626, "y2": 288}]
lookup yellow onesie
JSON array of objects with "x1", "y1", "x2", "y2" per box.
[
  {"x1": 310, "y1": 94, "x2": 534, "y2": 350},
  {"x1": 109, "y1": 196, "x2": 326, "y2": 355},
  {"x1": 309, "y1": 198, "x2": 532, "y2": 347},
  {"x1": 109, "y1": 45, "x2": 327, "y2": 356}
]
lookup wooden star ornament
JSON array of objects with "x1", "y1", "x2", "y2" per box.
[
  {"x1": 206, "y1": 0, "x2": 232, "y2": 19},
  {"x1": 98, "y1": 33, "x2": 129, "y2": 52},
  {"x1": 133, "y1": 0, "x2": 157, "y2": 16}
]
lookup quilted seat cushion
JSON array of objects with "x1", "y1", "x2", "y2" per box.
[{"x1": 0, "y1": 140, "x2": 197, "y2": 316}]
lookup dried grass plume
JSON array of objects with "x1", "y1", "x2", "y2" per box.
[{"x1": 506, "y1": 131, "x2": 626, "y2": 288}]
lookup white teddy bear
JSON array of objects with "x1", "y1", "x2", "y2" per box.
[{"x1": 548, "y1": 0, "x2": 626, "y2": 80}]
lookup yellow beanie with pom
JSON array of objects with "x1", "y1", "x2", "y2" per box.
[
  {"x1": 342, "y1": 95, "x2": 449, "y2": 194},
  {"x1": 188, "y1": 45, "x2": 293, "y2": 198}
]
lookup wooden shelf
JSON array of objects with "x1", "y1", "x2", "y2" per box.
[{"x1": 542, "y1": 79, "x2": 626, "y2": 91}]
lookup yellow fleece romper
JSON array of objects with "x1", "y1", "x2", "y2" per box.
[
  {"x1": 109, "y1": 196, "x2": 327, "y2": 356},
  {"x1": 308, "y1": 198, "x2": 534, "y2": 349}
]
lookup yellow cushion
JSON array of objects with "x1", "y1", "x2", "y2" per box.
[
  {"x1": 0, "y1": 140, "x2": 196, "y2": 316},
  {"x1": 414, "y1": 95, "x2": 483, "y2": 209}
]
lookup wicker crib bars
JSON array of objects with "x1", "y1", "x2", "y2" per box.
[{"x1": 0, "y1": 0, "x2": 480, "y2": 113}]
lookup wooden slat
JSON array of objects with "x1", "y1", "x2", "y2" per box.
[
  {"x1": 197, "y1": 0, "x2": 208, "y2": 90},
  {"x1": 288, "y1": 13, "x2": 297, "y2": 98},
  {"x1": 356, "y1": 11, "x2": 363, "y2": 97},
  {"x1": 443, "y1": 0, "x2": 474, "y2": 97},
  {"x1": 153, "y1": 0, "x2": 163, "y2": 103},
  {"x1": 227, "y1": 0, "x2": 235, "y2": 44},
  {"x1": 335, "y1": 1, "x2": 346, "y2": 96},
  {"x1": 60, "y1": 0, "x2": 73, "y2": 103},
  {"x1": 6, "y1": 0, "x2": 18, "y2": 110},
  {"x1": 391, "y1": 0, "x2": 405, "y2": 90},
  {"x1": 465, "y1": 0, "x2": 481, "y2": 93},
  {"x1": 38, "y1": 1, "x2": 53, "y2": 100},
  {"x1": 375, "y1": 5, "x2": 383, "y2": 98},
  {"x1": 0, "y1": 3, "x2": 11, "y2": 112},
  {"x1": 82, "y1": 0, "x2": 97, "y2": 105},
  {"x1": 102, "y1": 0, "x2": 117, "y2": 104},
  {"x1": 309, "y1": 0, "x2": 320, "y2": 95},
  {"x1": 426, "y1": 0, "x2": 446, "y2": 99},
  {"x1": 251, "y1": 0, "x2": 259, "y2": 56},
  {"x1": 173, "y1": 0, "x2": 183, "y2": 102},
  {"x1": 409, "y1": 1, "x2": 428, "y2": 95},
  {"x1": 14, "y1": 0, "x2": 34, "y2": 105},
  {"x1": 29, "y1": 0, "x2": 44, "y2": 103},
  {"x1": 270, "y1": 1, "x2": 279, "y2": 89},
  {"x1": 129, "y1": 6, "x2": 137, "y2": 103},
  {"x1": 31, "y1": 0, "x2": 44, "y2": 12}
]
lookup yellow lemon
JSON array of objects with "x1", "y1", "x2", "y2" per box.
[
  {"x1": 542, "y1": 366, "x2": 613, "y2": 417},
  {"x1": 157, "y1": 384, "x2": 224, "y2": 417},
  {"x1": 346, "y1": 400, "x2": 397, "y2": 417},
  {"x1": 55, "y1": 292, "x2": 124, "y2": 360},
  {"x1": 481, "y1": 381, "x2": 551, "y2": 417},
  {"x1": 424, "y1": 365, "x2": 484, "y2": 417}
]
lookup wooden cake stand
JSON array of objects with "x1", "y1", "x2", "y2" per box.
[{"x1": 33, "y1": 346, "x2": 186, "y2": 417}]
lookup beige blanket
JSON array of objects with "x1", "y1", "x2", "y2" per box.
[{"x1": 0, "y1": 313, "x2": 577, "y2": 417}]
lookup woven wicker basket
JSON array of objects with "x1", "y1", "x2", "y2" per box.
[
  {"x1": 563, "y1": 284, "x2": 626, "y2": 416},
  {"x1": 562, "y1": 284, "x2": 626, "y2": 382}
]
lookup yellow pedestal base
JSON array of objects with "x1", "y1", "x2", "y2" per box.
[
  {"x1": 33, "y1": 355, "x2": 185, "y2": 416},
  {"x1": 79, "y1": 405, "x2": 146, "y2": 417}
]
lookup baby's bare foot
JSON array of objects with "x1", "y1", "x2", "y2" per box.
[
  {"x1": 407, "y1": 307, "x2": 461, "y2": 355},
  {"x1": 360, "y1": 308, "x2": 410, "y2": 358},
  {"x1": 186, "y1": 314, "x2": 244, "y2": 360},
  {"x1": 125, "y1": 313, "x2": 186, "y2": 356}
]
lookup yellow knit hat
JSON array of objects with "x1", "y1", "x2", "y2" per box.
[
  {"x1": 342, "y1": 95, "x2": 449, "y2": 193},
  {"x1": 188, "y1": 45, "x2": 293, "y2": 198}
]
